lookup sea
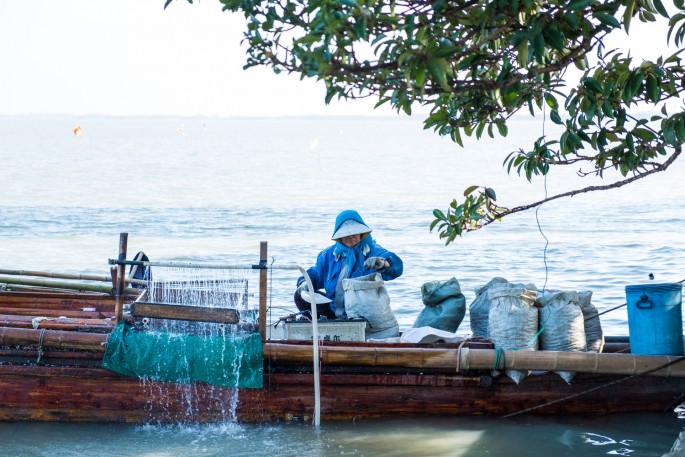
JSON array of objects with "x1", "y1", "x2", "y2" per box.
[{"x1": 1, "y1": 114, "x2": 685, "y2": 456}]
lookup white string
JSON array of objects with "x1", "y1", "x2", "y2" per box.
[{"x1": 536, "y1": 99, "x2": 550, "y2": 295}]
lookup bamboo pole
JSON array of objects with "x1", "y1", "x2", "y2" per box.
[
  {"x1": 259, "y1": 241, "x2": 267, "y2": 342},
  {"x1": 0, "y1": 275, "x2": 138, "y2": 295},
  {"x1": 0, "y1": 269, "x2": 148, "y2": 286},
  {"x1": 114, "y1": 233, "x2": 128, "y2": 323},
  {"x1": 0, "y1": 327, "x2": 108, "y2": 352},
  {"x1": 459, "y1": 348, "x2": 685, "y2": 377},
  {"x1": 263, "y1": 344, "x2": 685, "y2": 378}
]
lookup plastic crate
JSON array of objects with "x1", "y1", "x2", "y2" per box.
[{"x1": 283, "y1": 320, "x2": 366, "y2": 342}]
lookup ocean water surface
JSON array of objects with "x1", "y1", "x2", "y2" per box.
[{"x1": 1, "y1": 115, "x2": 684, "y2": 455}]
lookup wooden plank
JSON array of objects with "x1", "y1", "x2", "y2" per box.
[
  {"x1": 130, "y1": 302, "x2": 239, "y2": 324},
  {"x1": 1, "y1": 365, "x2": 683, "y2": 423},
  {"x1": 114, "y1": 233, "x2": 128, "y2": 322}
]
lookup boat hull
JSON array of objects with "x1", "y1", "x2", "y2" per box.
[
  {"x1": 0, "y1": 358, "x2": 683, "y2": 423},
  {"x1": 1, "y1": 290, "x2": 684, "y2": 423}
]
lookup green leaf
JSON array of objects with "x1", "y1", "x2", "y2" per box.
[
  {"x1": 542, "y1": 24, "x2": 565, "y2": 51},
  {"x1": 484, "y1": 188, "x2": 497, "y2": 200},
  {"x1": 663, "y1": 118, "x2": 678, "y2": 145},
  {"x1": 568, "y1": 0, "x2": 594, "y2": 10},
  {"x1": 510, "y1": 30, "x2": 528, "y2": 47},
  {"x1": 594, "y1": 12, "x2": 620, "y2": 28},
  {"x1": 426, "y1": 57, "x2": 448, "y2": 88},
  {"x1": 463, "y1": 185, "x2": 479, "y2": 196},
  {"x1": 532, "y1": 32, "x2": 545, "y2": 60},
  {"x1": 628, "y1": 71, "x2": 643, "y2": 97},
  {"x1": 496, "y1": 121, "x2": 508, "y2": 137},
  {"x1": 515, "y1": 39, "x2": 530, "y2": 66},
  {"x1": 583, "y1": 77, "x2": 603, "y2": 93},
  {"x1": 475, "y1": 121, "x2": 486, "y2": 139},
  {"x1": 550, "y1": 110, "x2": 562, "y2": 124},
  {"x1": 433, "y1": 209, "x2": 446, "y2": 220},
  {"x1": 624, "y1": 0, "x2": 636, "y2": 33},
  {"x1": 652, "y1": 0, "x2": 669, "y2": 18},
  {"x1": 451, "y1": 127, "x2": 464, "y2": 147},
  {"x1": 626, "y1": 132, "x2": 635, "y2": 152},
  {"x1": 564, "y1": 12, "x2": 580, "y2": 29},
  {"x1": 677, "y1": 116, "x2": 685, "y2": 142},
  {"x1": 646, "y1": 74, "x2": 660, "y2": 103},
  {"x1": 544, "y1": 93, "x2": 559, "y2": 111},
  {"x1": 601, "y1": 101, "x2": 614, "y2": 118},
  {"x1": 433, "y1": 46, "x2": 460, "y2": 58}
]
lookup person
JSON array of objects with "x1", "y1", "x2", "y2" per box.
[{"x1": 295, "y1": 210, "x2": 403, "y2": 318}]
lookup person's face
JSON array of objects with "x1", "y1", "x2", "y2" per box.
[{"x1": 340, "y1": 233, "x2": 361, "y2": 248}]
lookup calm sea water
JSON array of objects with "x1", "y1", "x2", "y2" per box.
[{"x1": 1, "y1": 115, "x2": 685, "y2": 455}]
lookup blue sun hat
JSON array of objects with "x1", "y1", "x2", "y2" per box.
[{"x1": 331, "y1": 210, "x2": 372, "y2": 240}]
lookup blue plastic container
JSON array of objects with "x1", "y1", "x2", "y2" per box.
[{"x1": 625, "y1": 283, "x2": 683, "y2": 355}]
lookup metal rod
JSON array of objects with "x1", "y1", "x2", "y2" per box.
[
  {"x1": 108, "y1": 259, "x2": 308, "y2": 271},
  {"x1": 109, "y1": 259, "x2": 259, "y2": 270}
]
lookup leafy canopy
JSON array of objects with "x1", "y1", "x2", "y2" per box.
[{"x1": 171, "y1": 0, "x2": 685, "y2": 244}]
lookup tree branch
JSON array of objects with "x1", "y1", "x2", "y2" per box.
[{"x1": 485, "y1": 145, "x2": 682, "y2": 227}]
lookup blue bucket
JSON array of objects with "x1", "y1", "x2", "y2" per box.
[{"x1": 625, "y1": 283, "x2": 683, "y2": 355}]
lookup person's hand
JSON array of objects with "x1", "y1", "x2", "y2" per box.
[{"x1": 364, "y1": 256, "x2": 387, "y2": 270}]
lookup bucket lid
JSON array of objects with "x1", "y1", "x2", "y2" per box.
[{"x1": 625, "y1": 283, "x2": 683, "y2": 293}]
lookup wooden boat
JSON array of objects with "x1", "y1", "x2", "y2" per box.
[{"x1": 1, "y1": 238, "x2": 684, "y2": 424}]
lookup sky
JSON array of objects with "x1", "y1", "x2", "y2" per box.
[
  {"x1": 0, "y1": 0, "x2": 384, "y2": 117},
  {"x1": 0, "y1": 0, "x2": 677, "y2": 117}
]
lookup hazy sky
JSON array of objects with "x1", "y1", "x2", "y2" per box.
[
  {"x1": 0, "y1": 1, "x2": 676, "y2": 117},
  {"x1": 1, "y1": 0, "x2": 384, "y2": 117}
]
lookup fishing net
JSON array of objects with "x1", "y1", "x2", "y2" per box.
[{"x1": 102, "y1": 321, "x2": 263, "y2": 388}]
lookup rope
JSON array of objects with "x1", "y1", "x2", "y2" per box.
[
  {"x1": 501, "y1": 353, "x2": 685, "y2": 419},
  {"x1": 36, "y1": 328, "x2": 46, "y2": 365},
  {"x1": 536, "y1": 99, "x2": 550, "y2": 295},
  {"x1": 31, "y1": 316, "x2": 55, "y2": 329},
  {"x1": 492, "y1": 347, "x2": 506, "y2": 376},
  {"x1": 455, "y1": 339, "x2": 468, "y2": 373}
]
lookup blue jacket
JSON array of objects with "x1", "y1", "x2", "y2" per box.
[{"x1": 297, "y1": 238, "x2": 403, "y2": 313}]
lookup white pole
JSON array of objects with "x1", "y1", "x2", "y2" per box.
[{"x1": 297, "y1": 267, "x2": 321, "y2": 428}]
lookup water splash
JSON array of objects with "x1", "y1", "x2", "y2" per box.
[{"x1": 136, "y1": 266, "x2": 259, "y2": 423}]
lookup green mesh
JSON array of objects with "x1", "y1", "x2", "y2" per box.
[{"x1": 102, "y1": 322, "x2": 263, "y2": 388}]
